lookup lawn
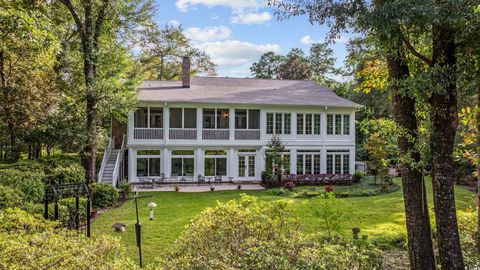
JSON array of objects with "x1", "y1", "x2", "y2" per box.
[{"x1": 92, "y1": 178, "x2": 476, "y2": 264}]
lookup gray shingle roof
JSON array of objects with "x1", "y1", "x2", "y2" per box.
[{"x1": 139, "y1": 77, "x2": 361, "y2": 108}]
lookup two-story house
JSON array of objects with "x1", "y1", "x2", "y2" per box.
[{"x1": 98, "y1": 58, "x2": 361, "y2": 186}]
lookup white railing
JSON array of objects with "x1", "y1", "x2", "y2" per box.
[
  {"x1": 169, "y1": 128, "x2": 197, "y2": 140},
  {"x1": 98, "y1": 137, "x2": 113, "y2": 183},
  {"x1": 111, "y1": 135, "x2": 125, "y2": 188},
  {"x1": 235, "y1": 130, "x2": 260, "y2": 140},
  {"x1": 202, "y1": 129, "x2": 229, "y2": 140},
  {"x1": 134, "y1": 128, "x2": 163, "y2": 139}
]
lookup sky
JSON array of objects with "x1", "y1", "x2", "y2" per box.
[{"x1": 154, "y1": 0, "x2": 352, "y2": 78}]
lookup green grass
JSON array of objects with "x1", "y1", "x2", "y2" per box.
[{"x1": 92, "y1": 178, "x2": 476, "y2": 264}]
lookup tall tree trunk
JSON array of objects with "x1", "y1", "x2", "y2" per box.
[
  {"x1": 430, "y1": 22, "x2": 465, "y2": 269},
  {"x1": 476, "y1": 91, "x2": 480, "y2": 254},
  {"x1": 0, "y1": 49, "x2": 17, "y2": 162},
  {"x1": 386, "y1": 37, "x2": 436, "y2": 270}
]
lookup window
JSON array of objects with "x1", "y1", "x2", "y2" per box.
[
  {"x1": 171, "y1": 150, "x2": 195, "y2": 176},
  {"x1": 296, "y1": 150, "x2": 320, "y2": 175},
  {"x1": 239, "y1": 155, "x2": 255, "y2": 177},
  {"x1": 134, "y1": 108, "x2": 148, "y2": 128},
  {"x1": 326, "y1": 150, "x2": 350, "y2": 174},
  {"x1": 327, "y1": 114, "x2": 350, "y2": 135},
  {"x1": 266, "y1": 113, "x2": 291, "y2": 135},
  {"x1": 343, "y1": 115, "x2": 350, "y2": 135},
  {"x1": 150, "y1": 108, "x2": 163, "y2": 128},
  {"x1": 204, "y1": 150, "x2": 227, "y2": 176},
  {"x1": 170, "y1": 108, "x2": 196, "y2": 129},
  {"x1": 203, "y1": 108, "x2": 229, "y2": 129},
  {"x1": 297, "y1": 113, "x2": 321, "y2": 135},
  {"x1": 266, "y1": 151, "x2": 290, "y2": 174},
  {"x1": 235, "y1": 109, "x2": 260, "y2": 129},
  {"x1": 136, "y1": 149, "x2": 161, "y2": 177},
  {"x1": 134, "y1": 107, "x2": 164, "y2": 128}
]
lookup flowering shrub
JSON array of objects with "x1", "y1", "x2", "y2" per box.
[{"x1": 325, "y1": 184, "x2": 334, "y2": 193}]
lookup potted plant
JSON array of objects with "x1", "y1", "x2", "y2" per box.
[
  {"x1": 237, "y1": 184, "x2": 242, "y2": 190},
  {"x1": 119, "y1": 179, "x2": 133, "y2": 200},
  {"x1": 210, "y1": 186, "x2": 215, "y2": 192},
  {"x1": 175, "y1": 185, "x2": 180, "y2": 192},
  {"x1": 284, "y1": 181, "x2": 295, "y2": 191},
  {"x1": 324, "y1": 184, "x2": 334, "y2": 193}
]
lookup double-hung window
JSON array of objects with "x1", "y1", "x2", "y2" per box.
[
  {"x1": 326, "y1": 114, "x2": 350, "y2": 135},
  {"x1": 266, "y1": 113, "x2": 291, "y2": 135},
  {"x1": 296, "y1": 150, "x2": 321, "y2": 175},
  {"x1": 297, "y1": 113, "x2": 321, "y2": 135},
  {"x1": 136, "y1": 150, "x2": 161, "y2": 177}
]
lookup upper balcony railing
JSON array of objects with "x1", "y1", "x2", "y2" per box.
[
  {"x1": 235, "y1": 130, "x2": 260, "y2": 140},
  {"x1": 169, "y1": 128, "x2": 197, "y2": 140},
  {"x1": 134, "y1": 128, "x2": 163, "y2": 140},
  {"x1": 202, "y1": 129, "x2": 229, "y2": 140}
]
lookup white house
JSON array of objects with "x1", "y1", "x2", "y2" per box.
[{"x1": 98, "y1": 58, "x2": 361, "y2": 186}]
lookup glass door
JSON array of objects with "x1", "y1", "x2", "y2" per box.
[{"x1": 238, "y1": 155, "x2": 255, "y2": 178}]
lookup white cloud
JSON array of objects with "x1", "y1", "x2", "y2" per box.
[
  {"x1": 231, "y1": 11, "x2": 272, "y2": 24},
  {"x1": 176, "y1": 0, "x2": 264, "y2": 12},
  {"x1": 167, "y1": 20, "x2": 181, "y2": 27},
  {"x1": 195, "y1": 40, "x2": 280, "y2": 66},
  {"x1": 185, "y1": 26, "x2": 232, "y2": 42},
  {"x1": 300, "y1": 35, "x2": 316, "y2": 45}
]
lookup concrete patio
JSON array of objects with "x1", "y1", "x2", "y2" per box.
[{"x1": 133, "y1": 183, "x2": 265, "y2": 192}]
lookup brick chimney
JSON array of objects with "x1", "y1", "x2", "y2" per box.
[{"x1": 182, "y1": 56, "x2": 190, "y2": 88}]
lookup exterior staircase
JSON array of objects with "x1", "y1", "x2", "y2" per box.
[{"x1": 99, "y1": 149, "x2": 120, "y2": 185}]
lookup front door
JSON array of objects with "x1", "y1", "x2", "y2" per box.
[{"x1": 238, "y1": 155, "x2": 255, "y2": 178}]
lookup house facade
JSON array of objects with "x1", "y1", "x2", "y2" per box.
[{"x1": 99, "y1": 59, "x2": 361, "y2": 185}]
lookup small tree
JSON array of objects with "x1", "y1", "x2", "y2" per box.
[
  {"x1": 364, "y1": 132, "x2": 390, "y2": 185},
  {"x1": 265, "y1": 135, "x2": 286, "y2": 181},
  {"x1": 309, "y1": 192, "x2": 348, "y2": 237}
]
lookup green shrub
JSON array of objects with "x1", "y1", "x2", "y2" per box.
[
  {"x1": 0, "y1": 185, "x2": 25, "y2": 209},
  {"x1": 296, "y1": 239, "x2": 384, "y2": 270},
  {"x1": 270, "y1": 187, "x2": 288, "y2": 196},
  {"x1": 353, "y1": 171, "x2": 365, "y2": 182},
  {"x1": 40, "y1": 155, "x2": 81, "y2": 174},
  {"x1": 309, "y1": 192, "x2": 349, "y2": 237},
  {"x1": 155, "y1": 195, "x2": 304, "y2": 269},
  {"x1": 457, "y1": 210, "x2": 480, "y2": 269},
  {"x1": 91, "y1": 183, "x2": 118, "y2": 209},
  {"x1": 0, "y1": 208, "x2": 137, "y2": 269},
  {"x1": 0, "y1": 169, "x2": 45, "y2": 203},
  {"x1": 44, "y1": 164, "x2": 85, "y2": 185},
  {"x1": 0, "y1": 208, "x2": 56, "y2": 233},
  {"x1": 369, "y1": 233, "x2": 407, "y2": 250}
]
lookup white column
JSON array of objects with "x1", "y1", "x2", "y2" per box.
[
  {"x1": 128, "y1": 148, "x2": 136, "y2": 182},
  {"x1": 164, "y1": 107, "x2": 169, "y2": 142},
  {"x1": 164, "y1": 148, "x2": 171, "y2": 177},
  {"x1": 260, "y1": 110, "x2": 267, "y2": 139},
  {"x1": 290, "y1": 148, "x2": 297, "y2": 175},
  {"x1": 229, "y1": 108, "x2": 235, "y2": 141},
  {"x1": 350, "y1": 148, "x2": 355, "y2": 174},
  {"x1": 128, "y1": 112, "x2": 134, "y2": 144},
  {"x1": 196, "y1": 148, "x2": 203, "y2": 178},
  {"x1": 196, "y1": 108, "x2": 202, "y2": 141},
  {"x1": 228, "y1": 148, "x2": 236, "y2": 178},
  {"x1": 256, "y1": 148, "x2": 263, "y2": 180},
  {"x1": 321, "y1": 111, "x2": 327, "y2": 141},
  {"x1": 321, "y1": 149, "x2": 327, "y2": 173},
  {"x1": 291, "y1": 112, "x2": 297, "y2": 139}
]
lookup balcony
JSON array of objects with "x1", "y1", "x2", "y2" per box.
[
  {"x1": 202, "y1": 129, "x2": 229, "y2": 140},
  {"x1": 169, "y1": 128, "x2": 197, "y2": 140},
  {"x1": 134, "y1": 128, "x2": 163, "y2": 140},
  {"x1": 235, "y1": 130, "x2": 260, "y2": 140}
]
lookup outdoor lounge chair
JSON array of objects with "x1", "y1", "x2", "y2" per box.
[
  {"x1": 155, "y1": 173, "x2": 165, "y2": 185},
  {"x1": 214, "y1": 175, "x2": 222, "y2": 183}
]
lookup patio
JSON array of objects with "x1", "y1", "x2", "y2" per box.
[{"x1": 133, "y1": 183, "x2": 265, "y2": 192}]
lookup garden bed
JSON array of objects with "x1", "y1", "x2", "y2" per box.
[{"x1": 269, "y1": 179, "x2": 401, "y2": 198}]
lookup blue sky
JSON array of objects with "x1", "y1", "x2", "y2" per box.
[{"x1": 154, "y1": 0, "x2": 351, "y2": 77}]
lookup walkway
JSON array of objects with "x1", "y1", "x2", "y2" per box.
[{"x1": 133, "y1": 183, "x2": 265, "y2": 192}]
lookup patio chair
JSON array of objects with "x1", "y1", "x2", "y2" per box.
[
  {"x1": 155, "y1": 173, "x2": 165, "y2": 185},
  {"x1": 197, "y1": 174, "x2": 206, "y2": 185},
  {"x1": 214, "y1": 175, "x2": 222, "y2": 183},
  {"x1": 170, "y1": 173, "x2": 179, "y2": 183}
]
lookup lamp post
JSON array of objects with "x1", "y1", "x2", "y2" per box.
[
  {"x1": 133, "y1": 192, "x2": 152, "y2": 268},
  {"x1": 148, "y1": 202, "x2": 157, "y2": 220}
]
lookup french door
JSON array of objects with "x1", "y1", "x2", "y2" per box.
[{"x1": 238, "y1": 155, "x2": 255, "y2": 178}]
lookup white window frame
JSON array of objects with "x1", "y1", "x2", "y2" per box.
[
  {"x1": 297, "y1": 113, "x2": 321, "y2": 135},
  {"x1": 204, "y1": 150, "x2": 228, "y2": 176},
  {"x1": 266, "y1": 112, "x2": 291, "y2": 135},
  {"x1": 326, "y1": 114, "x2": 350, "y2": 135},
  {"x1": 235, "y1": 109, "x2": 260, "y2": 130},
  {"x1": 326, "y1": 150, "x2": 350, "y2": 174},
  {"x1": 203, "y1": 108, "x2": 229, "y2": 130},
  {"x1": 136, "y1": 150, "x2": 162, "y2": 177},
  {"x1": 296, "y1": 150, "x2": 321, "y2": 175}
]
